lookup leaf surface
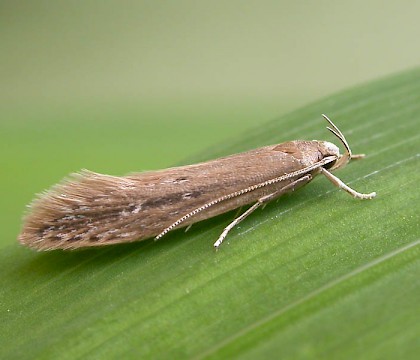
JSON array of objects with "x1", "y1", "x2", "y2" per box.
[{"x1": 1, "y1": 69, "x2": 419, "y2": 359}]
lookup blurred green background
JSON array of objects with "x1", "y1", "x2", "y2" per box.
[
  {"x1": 1, "y1": 2, "x2": 419, "y2": 359},
  {"x1": 1, "y1": 1, "x2": 419, "y2": 245}
]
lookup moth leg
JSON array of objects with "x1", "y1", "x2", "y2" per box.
[
  {"x1": 214, "y1": 174, "x2": 312, "y2": 249},
  {"x1": 213, "y1": 202, "x2": 262, "y2": 249},
  {"x1": 351, "y1": 153, "x2": 365, "y2": 160},
  {"x1": 320, "y1": 168, "x2": 376, "y2": 199}
]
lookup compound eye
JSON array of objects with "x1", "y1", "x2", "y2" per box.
[{"x1": 323, "y1": 158, "x2": 337, "y2": 170}]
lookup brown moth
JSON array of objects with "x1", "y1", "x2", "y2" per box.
[{"x1": 18, "y1": 115, "x2": 376, "y2": 251}]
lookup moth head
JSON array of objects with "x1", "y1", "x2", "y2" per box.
[{"x1": 321, "y1": 114, "x2": 353, "y2": 171}]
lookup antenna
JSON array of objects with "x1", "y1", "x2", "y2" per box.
[{"x1": 322, "y1": 114, "x2": 352, "y2": 169}]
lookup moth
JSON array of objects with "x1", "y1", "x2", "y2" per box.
[{"x1": 18, "y1": 115, "x2": 376, "y2": 251}]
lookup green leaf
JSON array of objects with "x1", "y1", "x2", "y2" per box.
[{"x1": 1, "y1": 68, "x2": 419, "y2": 359}]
